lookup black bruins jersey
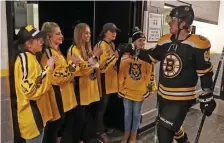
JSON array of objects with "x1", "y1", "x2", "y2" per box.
[{"x1": 138, "y1": 34, "x2": 213, "y2": 101}]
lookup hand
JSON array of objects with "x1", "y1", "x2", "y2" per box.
[
  {"x1": 114, "y1": 51, "x2": 119, "y2": 58},
  {"x1": 93, "y1": 46, "x2": 103, "y2": 57},
  {"x1": 71, "y1": 55, "x2": 80, "y2": 64},
  {"x1": 198, "y1": 91, "x2": 216, "y2": 116},
  {"x1": 47, "y1": 56, "x2": 58, "y2": 70},
  {"x1": 88, "y1": 57, "x2": 99, "y2": 68},
  {"x1": 117, "y1": 43, "x2": 134, "y2": 56}
]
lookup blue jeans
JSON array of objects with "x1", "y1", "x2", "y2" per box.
[
  {"x1": 123, "y1": 98, "x2": 143, "y2": 132},
  {"x1": 26, "y1": 129, "x2": 44, "y2": 143}
]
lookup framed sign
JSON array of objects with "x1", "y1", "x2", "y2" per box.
[{"x1": 147, "y1": 13, "x2": 162, "y2": 42}]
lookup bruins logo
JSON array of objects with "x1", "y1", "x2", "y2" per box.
[
  {"x1": 129, "y1": 63, "x2": 142, "y2": 80},
  {"x1": 89, "y1": 69, "x2": 97, "y2": 80},
  {"x1": 162, "y1": 53, "x2": 182, "y2": 78}
]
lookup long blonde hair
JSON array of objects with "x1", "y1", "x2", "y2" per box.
[
  {"x1": 41, "y1": 22, "x2": 59, "y2": 48},
  {"x1": 74, "y1": 23, "x2": 92, "y2": 61}
]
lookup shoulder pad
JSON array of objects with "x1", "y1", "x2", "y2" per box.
[
  {"x1": 157, "y1": 34, "x2": 172, "y2": 45},
  {"x1": 185, "y1": 34, "x2": 211, "y2": 49}
]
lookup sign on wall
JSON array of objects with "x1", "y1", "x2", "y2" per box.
[
  {"x1": 147, "y1": 13, "x2": 162, "y2": 42},
  {"x1": 14, "y1": 1, "x2": 27, "y2": 29}
]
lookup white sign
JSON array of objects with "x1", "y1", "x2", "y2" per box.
[{"x1": 147, "y1": 13, "x2": 162, "y2": 42}]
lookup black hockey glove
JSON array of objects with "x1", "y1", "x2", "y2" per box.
[
  {"x1": 117, "y1": 43, "x2": 135, "y2": 57},
  {"x1": 198, "y1": 91, "x2": 216, "y2": 116}
]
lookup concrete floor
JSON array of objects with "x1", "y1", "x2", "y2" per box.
[{"x1": 108, "y1": 106, "x2": 224, "y2": 143}]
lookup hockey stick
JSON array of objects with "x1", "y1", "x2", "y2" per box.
[
  {"x1": 194, "y1": 47, "x2": 224, "y2": 143},
  {"x1": 154, "y1": 98, "x2": 159, "y2": 143}
]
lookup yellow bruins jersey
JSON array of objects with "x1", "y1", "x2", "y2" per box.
[
  {"x1": 41, "y1": 47, "x2": 78, "y2": 115},
  {"x1": 94, "y1": 40, "x2": 118, "y2": 95},
  {"x1": 118, "y1": 56, "x2": 157, "y2": 101},
  {"x1": 14, "y1": 51, "x2": 53, "y2": 139},
  {"x1": 142, "y1": 34, "x2": 213, "y2": 101},
  {"x1": 67, "y1": 45, "x2": 100, "y2": 105}
]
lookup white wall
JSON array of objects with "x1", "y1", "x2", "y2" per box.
[
  {"x1": 149, "y1": 0, "x2": 220, "y2": 24},
  {"x1": 192, "y1": 21, "x2": 219, "y2": 53},
  {"x1": 216, "y1": 0, "x2": 224, "y2": 53},
  {"x1": 27, "y1": 4, "x2": 39, "y2": 29},
  {"x1": 1, "y1": 1, "x2": 9, "y2": 70}
]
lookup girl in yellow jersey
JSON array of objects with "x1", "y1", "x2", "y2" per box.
[
  {"x1": 67, "y1": 23, "x2": 102, "y2": 143},
  {"x1": 93, "y1": 23, "x2": 121, "y2": 143},
  {"x1": 118, "y1": 27, "x2": 157, "y2": 143},
  {"x1": 13, "y1": 25, "x2": 57, "y2": 143},
  {"x1": 40, "y1": 22, "x2": 79, "y2": 143}
]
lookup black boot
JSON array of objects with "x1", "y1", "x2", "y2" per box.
[{"x1": 175, "y1": 133, "x2": 190, "y2": 143}]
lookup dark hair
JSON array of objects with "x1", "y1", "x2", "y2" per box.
[
  {"x1": 97, "y1": 30, "x2": 105, "y2": 43},
  {"x1": 10, "y1": 40, "x2": 23, "y2": 75}
]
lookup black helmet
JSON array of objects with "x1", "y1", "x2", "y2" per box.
[{"x1": 170, "y1": 5, "x2": 194, "y2": 26}]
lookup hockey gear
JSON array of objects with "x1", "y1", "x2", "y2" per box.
[
  {"x1": 169, "y1": 5, "x2": 194, "y2": 26},
  {"x1": 117, "y1": 43, "x2": 134, "y2": 57},
  {"x1": 194, "y1": 47, "x2": 224, "y2": 143},
  {"x1": 198, "y1": 91, "x2": 216, "y2": 116}
]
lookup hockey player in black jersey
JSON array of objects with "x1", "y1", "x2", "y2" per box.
[{"x1": 116, "y1": 5, "x2": 216, "y2": 143}]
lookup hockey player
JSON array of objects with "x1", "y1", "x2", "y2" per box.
[{"x1": 116, "y1": 5, "x2": 216, "y2": 143}]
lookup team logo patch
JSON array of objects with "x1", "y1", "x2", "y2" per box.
[
  {"x1": 25, "y1": 25, "x2": 35, "y2": 32},
  {"x1": 89, "y1": 69, "x2": 97, "y2": 80},
  {"x1": 184, "y1": 7, "x2": 189, "y2": 11},
  {"x1": 162, "y1": 53, "x2": 182, "y2": 78},
  {"x1": 129, "y1": 63, "x2": 142, "y2": 80},
  {"x1": 204, "y1": 50, "x2": 210, "y2": 62}
]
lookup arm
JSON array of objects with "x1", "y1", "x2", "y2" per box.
[
  {"x1": 67, "y1": 46, "x2": 95, "y2": 76},
  {"x1": 118, "y1": 61, "x2": 127, "y2": 97},
  {"x1": 41, "y1": 52, "x2": 78, "y2": 85},
  {"x1": 116, "y1": 43, "x2": 163, "y2": 64},
  {"x1": 93, "y1": 43, "x2": 118, "y2": 73},
  {"x1": 195, "y1": 47, "x2": 213, "y2": 91},
  {"x1": 137, "y1": 44, "x2": 165, "y2": 64},
  {"x1": 195, "y1": 41, "x2": 216, "y2": 116},
  {"x1": 15, "y1": 55, "x2": 53, "y2": 100}
]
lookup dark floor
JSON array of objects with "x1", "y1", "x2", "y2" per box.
[{"x1": 106, "y1": 108, "x2": 224, "y2": 143}]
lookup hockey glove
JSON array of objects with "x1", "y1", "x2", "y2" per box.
[
  {"x1": 198, "y1": 91, "x2": 216, "y2": 116},
  {"x1": 117, "y1": 43, "x2": 135, "y2": 57}
]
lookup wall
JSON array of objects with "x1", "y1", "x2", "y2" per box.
[
  {"x1": 216, "y1": 0, "x2": 224, "y2": 53},
  {"x1": 143, "y1": 0, "x2": 220, "y2": 48},
  {"x1": 150, "y1": 0, "x2": 220, "y2": 24},
  {"x1": 27, "y1": 4, "x2": 39, "y2": 28},
  {"x1": 1, "y1": 1, "x2": 14, "y2": 143}
]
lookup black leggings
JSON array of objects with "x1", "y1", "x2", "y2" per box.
[
  {"x1": 73, "y1": 105, "x2": 92, "y2": 143},
  {"x1": 60, "y1": 108, "x2": 77, "y2": 143},
  {"x1": 42, "y1": 118, "x2": 63, "y2": 143}
]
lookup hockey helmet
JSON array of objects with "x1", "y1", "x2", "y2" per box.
[{"x1": 166, "y1": 5, "x2": 194, "y2": 27}]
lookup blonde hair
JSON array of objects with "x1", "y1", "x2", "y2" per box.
[
  {"x1": 41, "y1": 22, "x2": 59, "y2": 48},
  {"x1": 74, "y1": 23, "x2": 92, "y2": 61}
]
